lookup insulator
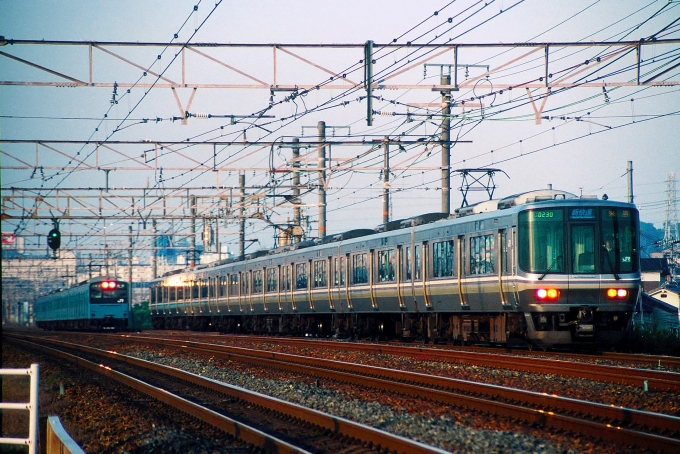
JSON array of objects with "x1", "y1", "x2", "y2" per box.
[
  {"x1": 378, "y1": 110, "x2": 395, "y2": 116},
  {"x1": 195, "y1": 113, "x2": 209, "y2": 118}
]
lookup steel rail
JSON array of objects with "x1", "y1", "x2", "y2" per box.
[
  {"x1": 113, "y1": 334, "x2": 680, "y2": 452},
  {"x1": 5, "y1": 336, "x2": 308, "y2": 454},
  {"x1": 199, "y1": 334, "x2": 680, "y2": 392},
  {"x1": 7, "y1": 335, "x2": 449, "y2": 454}
]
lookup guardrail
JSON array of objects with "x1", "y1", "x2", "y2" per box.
[
  {"x1": 0, "y1": 363, "x2": 39, "y2": 454},
  {"x1": 46, "y1": 416, "x2": 86, "y2": 454}
]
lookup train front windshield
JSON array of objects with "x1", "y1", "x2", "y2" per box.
[
  {"x1": 90, "y1": 281, "x2": 128, "y2": 304},
  {"x1": 519, "y1": 207, "x2": 639, "y2": 275}
]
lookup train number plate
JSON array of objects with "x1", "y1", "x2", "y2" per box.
[{"x1": 577, "y1": 324, "x2": 594, "y2": 331}]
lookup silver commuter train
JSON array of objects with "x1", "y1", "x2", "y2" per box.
[
  {"x1": 149, "y1": 189, "x2": 640, "y2": 348},
  {"x1": 35, "y1": 276, "x2": 131, "y2": 330}
]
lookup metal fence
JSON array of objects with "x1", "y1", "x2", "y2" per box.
[{"x1": 0, "y1": 363, "x2": 39, "y2": 454}]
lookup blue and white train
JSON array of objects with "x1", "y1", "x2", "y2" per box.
[
  {"x1": 148, "y1": 189, "x2": 641, "y2": 348},
  {"x1": 35, "y1": 277, "x2": 131, "y2": 330}
]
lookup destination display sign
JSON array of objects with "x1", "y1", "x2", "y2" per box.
[{"x1": 569, "y1": 208, "x2": 595, "y2": 220}]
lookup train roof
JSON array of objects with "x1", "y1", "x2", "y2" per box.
[{"x1": 157, "y1": 189, "x2": 635, "y2": 279}]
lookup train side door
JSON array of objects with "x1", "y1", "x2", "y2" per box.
[{"x1": 411, "y1": 243, "x2": 426, "y2": 311}]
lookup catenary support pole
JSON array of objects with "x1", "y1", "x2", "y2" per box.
[{"x1": 318, "y1": 121, "x2": 327, "y2": 238}]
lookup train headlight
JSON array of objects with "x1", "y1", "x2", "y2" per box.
[
  {"x1": 606, "y1": 288, "x2": 628, "y2": 300},
  {"x1": 101, "y1": 281, "x2": 117, "y2": 290},
  {"x1": 535, "y1": 288, "x2": 560, "y2": 302}
]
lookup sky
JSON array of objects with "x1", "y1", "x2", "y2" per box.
[{"x1": 1, "y1": 0, "x2": 679, "y2": 258}]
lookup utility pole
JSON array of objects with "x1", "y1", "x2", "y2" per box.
[
  {"x1": 441, "y1": 73, "x2": 452, "y2": 214},
  {"x1": 364, "y1": 40, "x2": 374, "y2": 126},
  {"x1": 318, "y1": 121, "x2": 327, "y2": 238},
  {"x1": 382, "y1": 137, "x2": 390, "y2": 224},
  {"x1": 627, "y1": 161, "x2": 634, "y2": 204},
  {"x1": 190, "y1": 195, "x2": 197, "y2": 266},
  {"x1": 239, "y1": 173, "x2": 246, "y2": 259},
  {"x1": 128, "y1": 225, "x2": 134, "y2": 306},
  {"x1": 292, "y1": 138, "x2": 302, "y2": 243},
  {"x1": 152, "y1": 218, "x2": 158, "y2": 279}
]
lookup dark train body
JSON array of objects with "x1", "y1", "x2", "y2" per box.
[
  {"x1": 149, "y1": 189, "x2": 641, "y2": 348},
  {"x1": 35, "y1": 277, "x2": 131, "y2": 330}
]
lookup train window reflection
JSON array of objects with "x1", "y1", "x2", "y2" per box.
[
  {"x1": 378, "y1": 249, "x2": 395, "y2": 282},
  {"x1": 470, "y1": 235, "x2": 495, "y2": 275},
  {"x1": 313, "y1": 260, "x2": 327, "y2": 288},
  {"x1": 295, "y1": 263, "x2": 308, "y2": 289},
  {"x1": 352, "y1": 253, "x2": 368, "y2": 284},
  {"x1": 433, "y1": 240, "x2": 454, "y2": 277}
]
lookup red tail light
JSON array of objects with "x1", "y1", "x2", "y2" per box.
[
  {"x1": 535, "y1": 288, "x2": 560, "y2": 302},
  {"x1": 101, "y1": 281, "x2": 117, "y2": 289}
]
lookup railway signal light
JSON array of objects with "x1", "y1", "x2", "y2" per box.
[{"x1": 47, "y1": 228, "x2": 61, "y2": 250}]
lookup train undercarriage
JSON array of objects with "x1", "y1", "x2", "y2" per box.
[
  {"x1": 151, "y1": 307, "x2": 632, "y2": 349},
  {"x1": 152, "y1": 312, "x2": 528, "y2": 345}
]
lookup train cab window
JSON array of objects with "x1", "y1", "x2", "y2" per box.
[
  {"x1": 470, "y1": 234, "x2": 495, "y2": 275},
  {"x1": 601, "y1": 208, "x2": 639, "y2": 274},
  {"x1": 281, "y1": 266, "x2": 291, "y2": 291},
  {"x1": 313, "y1": 260, "x2": 327, "y2": 288},
  {"x1": 572, "y1": 225, "x2": 595, "y2": 274},
  {"x1": 89, "y1": 281, "x2": 127, "y2": 304},
  {"x1": 266, "y1": 268, "x2": 277, "y2": 292},
  {"x1": 519, "y1": 209, "x2": 565, "y2": 274},
  {"x1": 352, "y1": 253, "x2": 369, "y2": 284},
  {"x1": 295, "y1": 263, "x2": 308, "y2": 290},
  {"x1": 378, "y1": 249, "x2": 395, "y2": 282},
  {"x1": 253, "y1": 270, "x2": 263, "y2": 293},
  {"x1": 229, "y1": 274, "x2": 239, "y2": 296},
  {"x1": 433, "y1": 240, "x2": 454, "y2": 278}
]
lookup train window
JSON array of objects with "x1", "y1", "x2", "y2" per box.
[
  {"x1": 201, "y1": 279, "x2": 209, "y2": 298},
  {"x1": 601, "y1": 208, "x2": 639, "y2": 273},
  {"x1": 519, "y1": 209, "x2": 565, "y2": 274},
  {"x1": 229, "y1": 274, "x2": 239, "y2": 296},
  {"x1": 352, "y1": 253, "x2": 369, "y2": 284},
  {"x1": 333, "y1": 257, "x2": 346, "y2": 286},
  {"x1": 378, "y1": 249, "x2": 395, "y2": 282},
  {"x1": 89, "y1": 281, "x2": 128, "y2": 304},
  {"x1": 433, "y1": 240, "x2": 454, "y2": 278},
  {"x1": 253, "y1": 270, "x2": 263, "y2": 293},
  {"x1": 406, "y1": 247, "x2": 412, "y2": 280},
  {"x1": 313, "y1": 260, "x2": 327, "y2": 288},
  {"x1": 470, "y1": 234, "x2": 495, "y2": 275},
  {"x1": 281, "y1": 266, "x2": 291, "y2": 291},
  {"x1": 241, "y1": 272, "x2": 250, "y2": 295},
  {"x1": 414, "y1": 246, "x2": 421, "y2": 280},
  {"x1": 220, "y1": 276, "x2": 228, "y2": 297},
  {"x1": 266, "y1": 268, "x2": 277, "y2": 292},
  {"x1": 572, "y1": 225, "x2": 595, "y2": 274},
  {"x1": 295, "y1": 263, "x2": 308, "y2": 290},
  {"x1": 193, "y1": 280, "x2": 200, "y2": 299}
]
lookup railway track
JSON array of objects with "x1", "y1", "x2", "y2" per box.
[
  {"x1": 38, "y1": 332, "x2": 680, "y2": 453},
  {"x1": 5, "y1": 334, "x2": 447, "y2": 454},
  {"x1": 131, "y1": 332, "x2": 680, "y2": 392}
]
